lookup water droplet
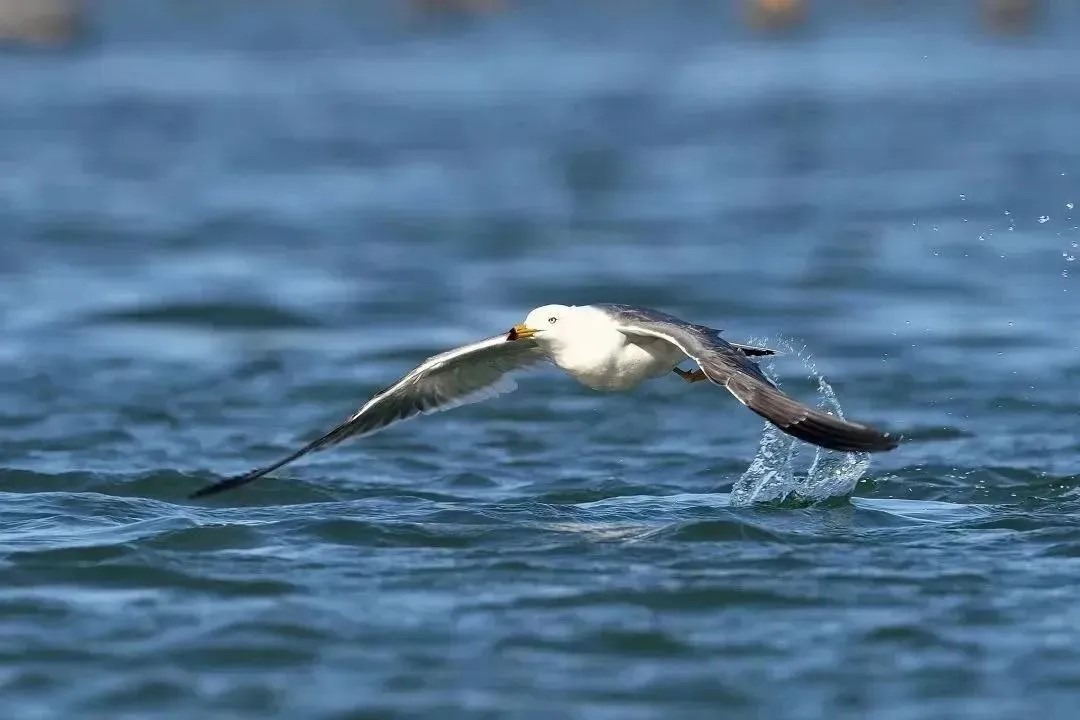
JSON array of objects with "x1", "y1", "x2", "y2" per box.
[
  {"x1": 959, "y1": 194, "x2": 966, "y2": 200},
  {"x1": 1038, "y1": 215, "x2": 1050, "y2": 223},
  {"x1": 1067, "y1": 203, "x2": 1075, "y2": 210},
  {"x1": 1007, "y1": 321, "x2": 1014, "y2": 327}
]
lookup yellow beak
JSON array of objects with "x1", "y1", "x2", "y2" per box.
[{"x1": 507, "y1": 323, "x2": 537, "y2": 341}]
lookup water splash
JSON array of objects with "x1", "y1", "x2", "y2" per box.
[
  {"x1": 1064, "y1": 240, "x2": 1078, "y2": 280},
  {"x1": 729, "y1": 338, "x2": 871, "y2": 506}
]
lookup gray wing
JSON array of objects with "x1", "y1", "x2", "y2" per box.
[
  {"x1": 598, "y1": 304, "x2": 898, "y2": 454},
  {"x1": 189, "y1": 334, "x2": 546, "y2": 499}
]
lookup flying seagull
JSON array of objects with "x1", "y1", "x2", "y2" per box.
[{"x1": 189, "y1": 303, "x2": 898, "y2": 499}]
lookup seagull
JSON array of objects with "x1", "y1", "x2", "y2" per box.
[{"x1": 189, "y1": 303, "x2": 898, "y2": 499}]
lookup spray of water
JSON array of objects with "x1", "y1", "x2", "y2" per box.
[
  {"x1": 1059, "y1": 202, "x2": 1077, "y2": 282},
  {"x1": 729, "y1": 338, "x2": 871, "y2": 506}
]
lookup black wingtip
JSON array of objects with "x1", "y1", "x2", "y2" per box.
[
  {"x1": 187, "y1": 458, "x2": 298, "y2": 500},
  {"x1": 782, "y1": 413, "x2": 901, "y2": 454},
  {"x1": 734, "y1": 376, "x2": 898, "y2": 454},
  {"x1": 735, "y1": 344, "x2": 780, "y2": 358},
  {"x1": 189, "y1": 430, "x2": 344, "y2": 500},
  {"x1": 188, "y1": 487, "x2": 215, "y2": 500},
  {"x1": 188, "y1": 475, "x2": 250, "y2": 500}
]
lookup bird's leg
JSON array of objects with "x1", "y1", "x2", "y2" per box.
[{"x1": 673, "y1": 367, "x2": 708, "y2": 383}]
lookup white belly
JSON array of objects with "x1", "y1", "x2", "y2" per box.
[{"x1": 560, "y1": 337, "x2": 684, "y2": 392}]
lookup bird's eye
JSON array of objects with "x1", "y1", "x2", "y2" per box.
[{"x1": 548, "y1": 316, "x2": 558, "y2": 324}]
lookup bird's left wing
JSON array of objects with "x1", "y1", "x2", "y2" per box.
[{"x1": 189, "y1": 333, "x2": 545, "y2": 499}]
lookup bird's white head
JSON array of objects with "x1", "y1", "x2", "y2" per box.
[
  {"x1": 509, "y1": 304, "x2": 572, "y2": 343},
  {"x1": 508, "y1": 304, "x2": 612, "y2": 355}
]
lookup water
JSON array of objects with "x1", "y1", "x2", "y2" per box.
[{"x1": 2, "y1": 2, "x2": 1080, "y2": 718}]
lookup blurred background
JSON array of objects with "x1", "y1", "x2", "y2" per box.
[{"x1": 1, "y1": 1, "x2": 1079, "y2": 718}]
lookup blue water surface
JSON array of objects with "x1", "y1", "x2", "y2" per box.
[{"x1": 1, "y1": 2, "x2": 1079, "y2": 718}]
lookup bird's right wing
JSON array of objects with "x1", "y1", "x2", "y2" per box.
[
  {"x1": 608, "y1": 312, "x2": 898, "y2": 454},
  {"x1": 189, "y1": 333, "x2": 546, "y2": 499}
]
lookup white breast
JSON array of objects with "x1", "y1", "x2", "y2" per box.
[{"x1": 547, "y1": 316, "x2": 685, "y2": 392}]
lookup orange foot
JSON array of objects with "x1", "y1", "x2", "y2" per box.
[{"x1": 673, "y1": 368, "x2": 707, "y2": 383}]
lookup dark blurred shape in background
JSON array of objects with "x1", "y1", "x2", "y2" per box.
[
  {"x1": 410, "y1": 0, "x2": 505, "y2": 14},
  {"x1": 0, "y1": 0, "x2": 80, "y2": 47},
  {"x1": 744, "y1": 0, "x2": 807, "y2": 32},
  {"x1": 0, "y1": 0, "x2": 1064, "y2": 50},
  {"x1": 981, "y1": 0, "x2": 1038, "y2": 34}
]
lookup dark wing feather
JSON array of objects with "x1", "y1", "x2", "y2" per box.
[
  {"x1": 731, "y1": 342, "x2": 777, "y2": 357},
  {"x1": 600, "y1": 304, "x2": 899, "y2": 454},
  {"x1": 189, "y1": 334, "x2": 545, "y2": 499}
]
